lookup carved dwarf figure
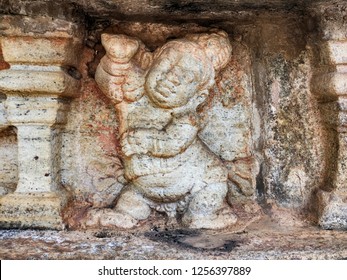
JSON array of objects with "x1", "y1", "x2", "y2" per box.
[{"x1": 86, "y1": 31, "x2": 236, "y2": 229}]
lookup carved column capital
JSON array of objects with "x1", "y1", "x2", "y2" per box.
[
  {"x1": 0, "y1": 15, "x2": 84, "y2": 229},
  {"x1": 0, "y1": 15, "x2": 82, "y2": 98}
]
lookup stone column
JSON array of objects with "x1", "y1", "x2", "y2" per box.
[
  {"x1": 0, "y1": 16, "x2": 83, "y2": 229},
  {"x1": 311, "y1": 3, "x2": 347, "y2": 229}
]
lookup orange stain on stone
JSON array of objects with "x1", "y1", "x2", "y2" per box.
[{"x1": 0, "y1": 48, "x2": 10, "y2": 70}]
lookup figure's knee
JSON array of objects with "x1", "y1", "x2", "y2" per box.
[
  {"x1": 84, "y1": 187, "x2": 152, "y2": 229},
  {"x1": 115, "y1": 186, "x2": 151, "y2": 220}
]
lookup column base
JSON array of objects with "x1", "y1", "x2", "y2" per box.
[
  {"x1": 0, "y1": 191, "x2": 70, "y2": 230},
  {"x1": 317, "y1": 190, "x2": 347, "y2": 230}
]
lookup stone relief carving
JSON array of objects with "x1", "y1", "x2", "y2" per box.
[{"x1": 83, "y1": 31, "x2": 238, "y2": 229}]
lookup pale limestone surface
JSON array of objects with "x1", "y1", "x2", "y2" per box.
[
  {"x1": 0, "y1": 94, "x2": 6, "y2": 128},
  {"x1": 0, "y1": 16, "x2": 83, "y2": 229},
  {"x1": 0, "y1": 0, "x2": 347, "y2": 234},
  {"x1": 0, "y1": 127, "x2": 17, "y2": 196}
]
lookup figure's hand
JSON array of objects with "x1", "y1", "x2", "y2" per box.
[
  {"x1": 98, "y1": 34, "x2": 150, "y2": 103},
  {"x1": 122, "y1": 70, "x2": 146, "y2": 102},
  {"x1": 121, "y1": 131, "x2": 149, "y2": 157}
]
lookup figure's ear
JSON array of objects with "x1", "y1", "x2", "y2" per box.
[
  {"x1": 194, "y1": 89, "x2": 210, "y2": 113},
  {"x1": 196, "y1": 89, "x2": 209, "y2": 104}
]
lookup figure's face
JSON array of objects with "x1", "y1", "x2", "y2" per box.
[{"x1": 145, "y1": 48, "x2": 201, "y2": 108}]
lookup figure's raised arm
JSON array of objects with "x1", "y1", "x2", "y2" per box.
[{"x1": 95, "y1": 34, "x2": 152, "y2": 103}]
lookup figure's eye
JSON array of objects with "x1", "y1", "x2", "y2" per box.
[
  {"x1": 170, "y1": 66, "x2": 195, "y2": 85},
  {"x1": 166, "y1": 70, "x2": 180, "y2": 86},
  {"x1": 181, "y1": 70, "x2": 195, "y2": 84}
]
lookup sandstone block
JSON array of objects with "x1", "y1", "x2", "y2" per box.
[
  {"x1": 0, "y1": 15, "x2": 82, "y2": 38},
  {"x1": 321, "y1": 40, "x2": 347, "y2": 65},
  {"x1": 0, "y1": 37, "x2": 81, "y2": 66},
  {"x1": 5, "y1": 95, "x2": 69, "y2": 125},
  {"x1": 318, "y1": 191, "x2": 347, "y2": 230},
  {"x1": 0, "y1": 15, "x2": 83, "y2": 230},
  {"x1": 0, "y1": 95, "x2": 7, "y2": 129},
  {"x1": 0, "y1": 67, "x2": 80, "y2": 97},
  {"x1": 0, "y1": 192, "x2": 69, "y2": 230},
  {"x1": 311, "y1": 72, "x2": 347, "y2": 98}
]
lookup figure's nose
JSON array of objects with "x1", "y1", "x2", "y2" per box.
[{"x1": 166, "y1": 70, "x2": 180, "y2": 86}]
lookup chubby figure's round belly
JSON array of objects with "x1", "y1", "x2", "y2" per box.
[{"x1": 124, "y1": 140, "x2": 227, "y2": 202}]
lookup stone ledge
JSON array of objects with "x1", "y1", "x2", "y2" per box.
[
  {"x1": 321, "y1": 40, "x2": 347, "y2": 65},
  {"x1": 311, "y1": 72, "x2": 347, "y2": 99},
  {"x1": 1, "y1": 37, "x2": 82, "y2": 67},
  {"x1": 0, "y1": 0, "x2": 318, "y2": 22},
  {"x1": 0, "y1": 192, "x2": 70, "y2": 230},
  {"x1": 0, "y1": 68, "x2": 80, "y2": 97},
  {"x1": 1, "y1": 217, "x2": 347, "y2": 259},
  {"x1": 4, "y1": 96, "x2": 70, "y2": 125},
  {"x1": 0, "y1": 15, "x2": 83, "y2": 39}
]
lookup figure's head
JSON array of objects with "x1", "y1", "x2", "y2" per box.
[
  {"x1": 145, "y1": 31, "x2": 232, "y2": 109},
  {"x1": 145, "y1": 40, "x2": 214, "y2": 109}
]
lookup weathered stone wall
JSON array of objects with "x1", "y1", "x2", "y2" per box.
[
  {"x1": 0, "y1": 126, "x2": 17, "y2": 196},
  {"x1": 0, "y1": 0, "x2": 346, "y2": 230},
  {"x1": 243, "y1": 15, "x2": 326, "y2": 209},
  {"x1": 57, "y1": 15, "x2": 326, "y2": 227}
]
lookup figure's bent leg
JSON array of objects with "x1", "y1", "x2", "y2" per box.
[
  {"x1": 81, "y1": 186, "x2": 151, "y2": 229},
  {"x1": 182, "y1": 182, "x2": 237, "y2": 229},
  {"x1": 100, "y1": 187, "x2": 151, "y2": 228},
  {"x1": 115, "y1": 187, "x2": 151, "y2": 220}
]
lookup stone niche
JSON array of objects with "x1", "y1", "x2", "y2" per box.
[{"x1": 0, "y1": 0, "x2": 346, "y2": 231}]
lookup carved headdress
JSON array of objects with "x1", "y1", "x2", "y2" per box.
[
  {"x1": 151, "y1": 31, "x2": 232, "y2": 91},
  {"x1": 186, "y1": 30, "x2": 232, "y2": 72}
]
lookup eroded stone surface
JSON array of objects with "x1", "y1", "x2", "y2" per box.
[
  {"x1": 309, "y1": 1, "x2": 347, "y2": 229},
  {"x1": 1, "y1": 216, "x2": 347, "y2": 259},
  {"x1": 0, "y1": 127, "x2": 17, "y2": 196},
  {"x1": 0, "y1": 94, "x2": 6, "y2": 128},
  {"x1": 0, "y1": 16, "x2": 83, "y2": 229},
  {"x1": 261, "y1": 53, "x2": 325, "y2": 208},
  {"x1": 0, "y1": 1, "x2": 347, "y2": 233}
]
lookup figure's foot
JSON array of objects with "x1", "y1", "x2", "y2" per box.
[
  {"x1": 165, "y1": 216, "x2": 179, "y2": 228},
  {"x1": 79, "y1": 208, "x2": 103, "y2": 229},
  {"x1": 80, "y1": 208, "x2": 139, "y2": 229},
  {"x1": 182, "y1": 207, "x2": 237, "y2": 229},
  {"x1": 100, "y1": 209, "x2": 138, "y2": 228}
]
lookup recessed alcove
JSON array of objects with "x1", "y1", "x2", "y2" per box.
[{"x1": 0, "y1": 0, "x2": 346, "y2": 259}]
